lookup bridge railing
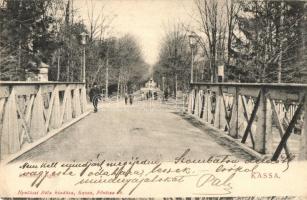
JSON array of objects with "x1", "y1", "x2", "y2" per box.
[
  {"x1": 0, "y1": 81, "x2": 88, "y2": 161},
  {"x1": 186, "y1": 82, "x2": 307, "y2": 160}
]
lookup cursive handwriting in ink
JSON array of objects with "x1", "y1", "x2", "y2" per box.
[{"x1": 195, "y1": 173, "x2": 235, "y2": 195}]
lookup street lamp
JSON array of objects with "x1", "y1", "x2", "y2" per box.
[
  {"x1": 80, "y1": 32, "x2": 88, "y2": 83},
  {"x1": 189, "y1": 32, "x2": 197, "y2": 83}
]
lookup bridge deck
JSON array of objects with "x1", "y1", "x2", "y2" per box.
[{"x1": 14, "y1": 100, "x2": 255, "y2": 162}]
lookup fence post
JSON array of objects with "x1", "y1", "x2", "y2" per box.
[
  {"x1": 30, "y1": 86, "x2": 46, "y2": 140},
  {"x1": 81, "y1": 85, "x2": 87, "y2": 113},
  {"x1": 255, "y1": 87, "x2": 273, "y2": 154},
  {"x1": 195, "y1": 89, "x2": 201, "y2": 117},
  {"x1": 214, "y1": 86, "x2": 227, "y2": 130},
  {"x1": 187, "y1": 92, "x2": 192, "y2": 114},
  {"x1": 230, "y1": 87, "x2": 239, "y2": 138},
  {"x1": 203, "y1": 89, "x2": 209, "y2": 122},
  {"x1": 73, "y1": 87, "x2": 82, "y2": 117},
  {"x1": 208, "y1": 91, "x2": 214, "y2": 124},
  {"x1": 299, "y1": 94, "x2": 307, "y2": 160},
  {"x1": 191, "y1": 89, "x2": 196, "y2": 114},
  {"x1": 193, "y1": 89, "x2": 198, "y2": 116},
  {"x1": 62, "y1": 85, "x2": 72, "y2": 123},
  {"x1": 1, "y1": 88, "x2": 20, "y2": 158},
  {"x1": 50, "y1": 86, "x2": 61, "y2": 129}
]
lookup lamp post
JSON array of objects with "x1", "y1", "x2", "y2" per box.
[
  {"x1": 106, "y1": 40, "x2": 110, "y2": 100},
  {"x1": 80, "y1": 32, "x2": 88, "y2": 83},
  {"x1": 189, "y1": 32, "x2": 197, "y2": 84}
]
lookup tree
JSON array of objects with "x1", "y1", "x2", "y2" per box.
[
  {"x1": 194, "y1": 0, "x2": 227, "y2": 82},
  {"x1": 153, "y1": 23, "x2": 191, "y2": 94},
  {"x1": 0, "y1": 0, "x2": 63, "y2": 80},
  {"x1": 232, "y1": 0, "x2": 306, "y2": 83}
]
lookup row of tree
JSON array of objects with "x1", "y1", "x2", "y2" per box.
[
  {"x1": 153, "y1": 0, "x2": 307, "y2": 95},
  {"x1": 0, "y1": 0, "x2": 150, "y2": 96}
]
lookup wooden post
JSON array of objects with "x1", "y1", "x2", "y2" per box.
[
  {"x1": 81, "y1": 85, "x2": 87, "y2": 113},
  {"x1": 198, "y1": 90, "x2": 204, "y2": 118},
  {"x1": 194, "y1": 89, "x2": 199, "y2": 117},
  {"x1": 73, "y1": 87, "x2": 81, "y2": 117},
  {"x1": 299, "y1": 94, "x2": 307, "y2": 160},
  {"x1": 50, "y1": 86, "x2": 61, "y2": 129},
  {"x1": 203, "y1": 90, "x2": 209, "y2": 122},
  {"x1": 1, "y1": 88, "x2": 20, "y2": 158},
  {"x1": 199, "y1": 90, "x2": 205, "y2": 119},
  {"x1": 208, "y1": 91, "x2": 213, "y2": 124},
  {"x1": 214, "y1": 87, "x2": 227, "y2": 130},
  {"x1": 45, "y1": 86, "x2": 57, "y2": 132},
  {"x1": 229, "y1": 87, "x2": 239, "y2": 138},
  {"x1": 190, "y1": 89, "x2": 195, "y2": 114},
  {"x1": 255, "y1": 88, "x2": 273, "y2": 154},
  {"x1": 30, "y1": 86, "x2": 46, "y2": 139},
  {"x1": 62, "y1": 86, "x2": 72, "y2": 123}
]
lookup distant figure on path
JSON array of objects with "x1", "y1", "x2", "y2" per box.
[
  {"x1": 89, "y1": 82, "x2": 102, "y2": 112},
  {"x1": 164, "y1": 89, "x2": 169, "y2": 101},
  {"x1": 129, "y1": 94, "x2": 133, "y2": 105},
  {"x1": 125, "y1": 93, "x2": 128, "y2": 105}
]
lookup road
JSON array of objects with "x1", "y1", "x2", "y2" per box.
[{"x1": 14, "y1": 99, "x2": 255, "y2": 162}]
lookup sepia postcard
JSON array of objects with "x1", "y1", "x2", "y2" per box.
[{"x1": 0, "y1": 0, "x2": 307, "y2": 199}]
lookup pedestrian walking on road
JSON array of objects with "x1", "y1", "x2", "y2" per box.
[
  {"x1": 125, "y1": 93, "x2": 128, "y2": 105},
  {"x1": 89, "y1": 82, "x2": 102, "y2": 112},
  {"x1": 129, "y1": 94, "x2": 133, "y2": 105},
  {"x1": 164, "y1": 88, "x2": 169, "y2": 101}
]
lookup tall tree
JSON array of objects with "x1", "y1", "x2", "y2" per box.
[
  {"x1": 232, "y1": 0, "x2": 305, "y2": 83},
  {"x1": 153, "y1": 23, "x2": 191, "y2": 93},
  {"x1": 194, "y1": 0, "x2": 227, "y2": 82}
]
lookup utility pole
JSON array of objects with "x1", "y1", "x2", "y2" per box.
[
  {"x1": 83, "y1": 46, "x2": 86, "y2": 82},
  {"x1": 105, "y1": 44, "x2": 109, "y2": 100},
  {"x1": 17, "y1": 0, "x2": 22, "y2": 80},
  {"x1": 191, "y1": 48, "x2": 194, "y2": 83},
  {"x1": 277, "y1": 0, "x2": 284, "y2": 83},
  {"x1": 162, "y1": 76, "x2": 165, "y2": 92},
  {"x1": 57, "y1": 53, "x2": 60, "y2": 81},
  {"x1": 175, "y1": 74, "x2": 178, "y2": 108}
]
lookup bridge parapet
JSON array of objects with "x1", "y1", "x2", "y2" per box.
[
  {"x1": 187, "y1": 82, "x2": 307, "y2": 160},
  {"x1": 0, "y1": 81, "x2": 88, "y2": 161}
]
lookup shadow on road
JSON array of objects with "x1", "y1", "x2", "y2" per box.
[{"x1": 173, "y1": 111, "x2": 257, "y2": 161}]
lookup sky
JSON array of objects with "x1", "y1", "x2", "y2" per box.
[{"x1": 74, "y1": 0, "x2": 197, "y2": 65}]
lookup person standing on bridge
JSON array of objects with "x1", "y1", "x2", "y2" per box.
[{"x1": 89, "y1": 82, "x2": 102, "y2": 112}]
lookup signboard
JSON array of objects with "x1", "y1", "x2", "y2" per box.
[{"x1": 218, "y1": 65, "x2": 224, "y2": 77}]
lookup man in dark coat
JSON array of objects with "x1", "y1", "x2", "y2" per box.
[
  {"x1": 124, "y1": 93, "x2": 128, "y2": 105},
  {"x1": 129, "y1": 93, "x2": 133, "y2": 105},
  {"x1": 89, "y1": 82, "x2": 101, "y2": 112}
]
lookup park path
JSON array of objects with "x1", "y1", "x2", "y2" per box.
[{"x1": 14, "y1": 99, "x2": 254, "y2": 162}]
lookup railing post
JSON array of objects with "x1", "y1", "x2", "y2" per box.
[
  {"x1": 203, "y1": 89, "x2": 209, "y2": 122},
  {"x1": 30, "y1": 86, "x2": 46, "y2": 139},
  {"x1": 214, "y1": 86, "x2": 227, "y2": 130},
  {"x1": 194, "y1": 89, "x2": 199, "y2": 116},
  {"x1": 255, "y1": 87, "x2": 273, "y2": 154},
  {"x1": 199, "y1": 90, "x2": 205, "y2": 119},
  {"x1": 230, "y1": 87, "x2": 239, "y2": 138},
  {"x1": 187, "y1": 92, "x2": 192, "y2": 114},
  {"x1": 73, "y1": 86, "x2": 82, "y2": 117},
  {"x1": 62, "y1": 85, "x2": 72, "y2": 123},
  {"x1": 1, "y1": 88, "x2": 20, "y2": 158},
  {"x1": 195, "y1": 88, "x2": 202, "y2": 117},
  {"x1": 299, "y1": 94, "x2": 307, "y2": 160},
  {"x1": 208, "y1": 91, "x2": 214, "y2": 124},
  {"x1": 50, "y1": 86, "x2": 61, "y2": 129},
  {"x1": 192, "y1": 88, "x2": 197, "y2": 114},
  {"x1": 197, "y1": 90, "x2": 201, "y2": 117},
  {"x1": 81, "y1": 85, "x2": 87, "y2": 113}
]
